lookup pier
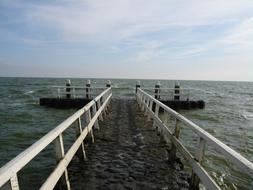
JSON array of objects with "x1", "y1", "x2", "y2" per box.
[
  {"x1": 40, "y1": 80, "x2": 205, "y2": 110},
  {"x1": 0, "y1": 81, "x2": 253, "y2": 190}
]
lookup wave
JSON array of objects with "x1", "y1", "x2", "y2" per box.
[
  {"x1": 242, "y1": 111, "x2": 253, "y2": 120},
  {"x1": 24, "y1": 90, "x2": 34, "y2": 94}
]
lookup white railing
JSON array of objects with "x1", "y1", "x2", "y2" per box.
[
  {"x1": 0, "y1": 87, "x2": 112, "y2": 190},
  {"x1": 136, "y1": 88, "x2": 253, "y2": 190},
  {"x1": 51, "y1": 86, "x2": 107, "y2": 99},
  {"x1": 141, "y1": 87, "x2": 191, "y2": 100}
]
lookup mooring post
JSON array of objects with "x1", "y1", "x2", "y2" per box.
[
  {"x1": 136, "y1": 80, "x2": 141, "y2": 93},
  {"x1": 155, "y1": 81, "x2": 161, "y2": 99},
  {"x1": 86, "y1": 80, "x2": 91, "y2": 99},
  {"x1": 106, "y1": 80, "x2": 111, "y2": 88},
  {"x1": 174, "y1": 81, "x2": 180, "y2": 100},
  {"x1": 66, "y1": 79, "x2": 71, "y2": 99}
]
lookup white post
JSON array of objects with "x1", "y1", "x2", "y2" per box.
[
  {"x1": 190, "y1": 137, "x2": 207, "y2": 189},
  {"x1": 97, "y1": 100, "x2": 103, "y2": 121},
  {"x1": 144, "y1": 98, "x2": 150, "y2": 116},
  {"x1": 141, "y1": 96, "x2": 146, "y2": 111},
  {"x1": 85, "y1": 109, "x2": 94, "y2": 143},
  {"x1": 8, "y1": 174, "x2": 20, "y2": 190},
  {"x1": 92, "y1": 104, "x2": 99, "y2": 130},
  {"x1": 153, "y1": 103, "x2": 159, "y2": 130},
  {"x1": 57, "y1": 88, "x2": 61, "y2": 99},
  {"x1": 168, "y1": 119, "x2": 181, "y2": 162},
  {"x1": 75, "y1": 118, "x2": 87, "y2": 161},
  {"x1": 73, "y1": 88, "x2": 76, "y2": 99},
  {"x1": 54, "y1": 134, "x2": 71, "y2": 190},
  {"x1": 147, "y1": 100, "x2": 153, "y2": 121}
]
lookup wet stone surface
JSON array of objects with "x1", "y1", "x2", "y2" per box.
[{"x1": 69, "y1": 98, "x2": 189, "y2": 190}]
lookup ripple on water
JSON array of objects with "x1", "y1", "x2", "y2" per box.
[{"x1": 0, "y1": 78, "x2": 253, "y2": 190}]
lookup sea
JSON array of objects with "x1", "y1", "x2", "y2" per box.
[{"x1": 0, "y1": 77, "x2": 252, "y2": 190}]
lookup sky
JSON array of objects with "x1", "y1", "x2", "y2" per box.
[{"x1": 0, "y1": 0, "x2": 252, "y2": 81}]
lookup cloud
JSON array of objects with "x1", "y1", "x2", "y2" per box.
[
  {"x1": 125, "y1": 41, "x2": 162, "y2": 63},
  {"x1": 182, "y1": 17, "x2": 253, "y2": 57},
  {"x1": 222, "y1": 17, "x2": 253, "y2": 48},
  {"x1": 18, "y1": 0, "x2": 251, "y2": 42},
  {"x1": 2, "y1": 0, "x2": 253, "y2": 47},
  {"x1": 0, "y1": 0, "x2": 253, "y2": 80}
]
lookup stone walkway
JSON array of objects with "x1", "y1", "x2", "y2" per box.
[{"x1": 69, "y1": 99, "x2": 189, "y2": 190}]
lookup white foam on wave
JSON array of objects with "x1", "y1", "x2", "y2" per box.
[
  {"x1": 25, "y1": 90, "x2": 34, "y2": 94},
  {"x1": 242, "y1": 111, "x2": 253, "y2": 120}
]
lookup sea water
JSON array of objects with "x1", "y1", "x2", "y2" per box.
[{"x1": 0, "y1": 77, "x2": 252, "y2": 189}]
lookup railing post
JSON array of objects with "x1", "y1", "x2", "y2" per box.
[
  {"x1": 97, "y1": 100, "x2": 103, "y2": 121},
  {"x1": 141, "y1": 96, "x2": 146, "y2": 111},
  {"x1": 54, "y1": 134, "x2": 71, "y2": 190},
  {"x1": 105, "y1": 88, "x2": 112, "y2": 110},
  {"x1": 144, "y1": 98, "x2": 150, "y2": 116},
  {"x1": 138, "y1": 92, "x2": 141, "y2": 108},
  {"x1": 136, "y1": 80, "x2": 141, "y2": 94},
  {"x1": 92, "y1": 103, "x2": 99, "y2": 130},
  {"x1": 153, "y1": 103, "x2": 159, "y2": 130},
  {"x1": 168, "y1": 118, "x2": 181, "y2": 162},
  {"x1": 190, "y1": 137, "x2": 207, "y2": 190},
  {"x1": 136, "y1": 89, "x2": 140, "y2": 105},
  {"x1": 138, "y1": 93, "x2": 142, "y2": 107},
  {"x1": 5, "y1": 174, "x2": 20, "y2": 190},
  {"x1": 75, "y1": 117, "x2": 87, "y2": 161},
  {"x1": 155, "y1": 81, "x2": 161, "y2": 99},
  {"x1": 57, "y1": 88, "x2": 61, "y2": 99},
  {"x1": 147, "y1": 100, "x2": 153, "y2": 121},
  {"x1": 86, "y1": 80, "x2": 91, "y2": 99},
  {"x1": 66, "y1": 79, "x2": 71, "y2": 99},
  {"x1": 73, "y1": 88, "x2": 76, "y2": 99},
  {"x1": 104, "y1": 81, "x2": 111, "y2": 114},
  {"x1": 105, "y1": 90, "x2": 111, "y2": 114},
  {"x1": 154, "y1": 103, "x2": 159, "y2": 116},
  {"x1": 174, "y1": 81, "x2": 180, "y2": 100},
  {"x1": 85, "y1": 109, "x2": 94, "y2": 143}
]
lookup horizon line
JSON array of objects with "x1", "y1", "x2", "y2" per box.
[{"x1": 0, "y1": 75, "x2": 252, "y2": 83}]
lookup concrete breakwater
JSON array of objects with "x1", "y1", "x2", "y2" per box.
[
  {"x1": 39, "y1": 80, "x2": 205, "y2": 110},
  {"x1": 69, "y1": 99, "x2": 189, "y2": 190}
]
